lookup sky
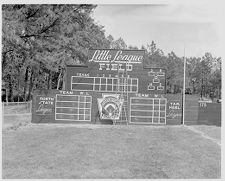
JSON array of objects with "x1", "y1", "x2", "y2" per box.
[{"x1": 92, "y1": 2, "x2": 225, "y2": 58}]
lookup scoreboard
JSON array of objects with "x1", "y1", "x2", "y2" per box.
[
  {"x1": 66, "y1": 67, "x2": 166, "y2": 95},
  {"x1": 32, "y1": 49, "x2": 182, "y2": 125},
  {"x1": 71, "y1": 76, "x2": 138, "y2": 93},
  {"x1": 55, "y1": 94, "x2": 92, "y2": 121},
  {"x1": 130, "y1": 97, "x2": 167, "y2": 124}
]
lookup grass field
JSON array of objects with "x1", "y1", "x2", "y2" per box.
[
  {"x1": 3, "y1": 115, "x2": 31, "y2": 129},
  {"x1": 2, "y1": 122, "x2": 221, "y2": 179}
]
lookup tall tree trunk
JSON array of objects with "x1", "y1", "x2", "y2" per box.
[
  {"x1": 2, "y1": 50, "x2": 13, "y2": 70},
  {"x1": 8, "y1": 74, "x2": 13, "y2": 102},
  {"x1": 62, "y1": 69, "x2": 66, "y2": 90},
  {"x1": 17, "y1": 69, "x2": 20, "y2": 102},
  {"x1": 2, "y1": 51, "x2": 7, "y2": 70},
  {"x1": 28, "y1": 69, "x2": 34, "y2": 101},
  {"x1": 57, "y1": 70, "x2": 62, "y2": 90},
  {"x1": 17, "y1": 68, "x2": 20, "y2": 95},
  {"x1": 23, "y1": 66, "x2": 29, "y2": 100},
  {"x1": 47, "y1": 70, "x2": 52, "y2": 89}
]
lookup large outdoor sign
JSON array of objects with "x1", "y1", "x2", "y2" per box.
[
  {"x1": 66, "y1": 49, "x2": 166, "y2": 95},
  {"x1": 32, "y1": 49, "x2": 182, "y2": 125}
]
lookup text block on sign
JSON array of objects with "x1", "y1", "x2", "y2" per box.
[
  {"x1": 130, "y1": 97, "x2": 167, "y2": 124},
  {"x1": 35, "y1": 95, "x2": 55, "y2": 115}
]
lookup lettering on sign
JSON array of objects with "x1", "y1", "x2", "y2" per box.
[
  {"x1": 98, "y1": 63, "x2": 133, "y2": 71},
  {"x1": 59, "y1": 90, "x2": 74, "y2": 95},
  {"x1": 168, "y1": 102, "x2": 181, "y2": 110},
  {"x1": 199, "y1": 102, "x2": 207, "y2": 107},
  {"x1": 76, "y1": 73, "x2": 89, "y2": 77},
  {"x1": 36, "y1": 96, "x2": 55, "y2": 115},
  {"x1": 167, "y1": 100, "x2": 182, "y2": 119},
  {"x1": 167, "y1": 110, "x2": 182, "y2": 119},
  {"x1": 135, "y1": 93, "x2": 150, "y2": 98},
  {"x1": 89, "y1": 50, "x2": 144, "y2": 63}
]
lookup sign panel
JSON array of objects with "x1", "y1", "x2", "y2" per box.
[
  {"x1": 66, "y1": 66, "x2": 165, "y2": 95},
  {"x1": 32, "y1": 90, "x2": 93, "y2": 123},
  {"x1": 55, "y1": 94, "x2": 92, "y2": 121},
  {"x1": 35, "y1": 96, "x2": 55, "y2": 115},
  {"x1": 32, "y1": 91, "x2": 182, "y2": 124},
  {"x1": 166, "y1": 100, "x2": 182, "y2": 120},
  {"x1": 198, "y1": 102, "x2": 221, "y2": 126},
  {"x1": 97, "y1": 94, "x2": 123, "y2": 120},
  {"x1": 71, "y1": 76, "x2": 138, "y2": 93},
  {"x1": 130, "y1": 97, "x2": 167, "y2": 124},
  {"x1": 147, "y1": 68, "x2": 165, "y2": 92}
]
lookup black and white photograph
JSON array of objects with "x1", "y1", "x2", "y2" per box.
[{"x1": 1, "y1": 0, "x2": 224, "y2": 179}]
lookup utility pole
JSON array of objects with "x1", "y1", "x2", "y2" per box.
[{"x1": 182, "y1": 44, "x2": 186, "y2": 125}]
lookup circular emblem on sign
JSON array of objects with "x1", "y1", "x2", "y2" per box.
[{"x1": 98, "y1": 94, "x2": 123, "y2": 120}]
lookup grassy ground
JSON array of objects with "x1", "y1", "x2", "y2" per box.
[
  {"x1": 2, "y1": 115, "x2": 31, "y2": 129},
  {"x1": 2, "y1": 102, "x2": 31, "y2": 129},
  {"x1": 2, "y1": 123, "x2": 221, "y2": 179},
  {"x1": 188, "y1": 125, "x2": 221, "y2": 142}
]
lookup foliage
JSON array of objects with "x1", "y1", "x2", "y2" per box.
[
  {"x1": 107, "y1": 35, "x2": 127, "y2": 49},
  {"x1": 2, "y1": 4, "x2": 110, "y2": 101},
  {"x1": 2, "y1": 5, "x2": 222, "y2": 101},
  {"x1": 143, "y1": 42, "x2": 221, "y2": 96}
]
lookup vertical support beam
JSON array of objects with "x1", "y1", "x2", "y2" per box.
[
  {"x1": 2, "y1": 102, "x2": 4, "y2": 124},
  {"x1": 182, "y1": 45, "x2": 186, "y2": 125}
]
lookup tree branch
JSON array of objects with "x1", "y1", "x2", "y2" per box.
[
  {"x1": 26, "y1": 8, "x2": 40, "y2": 19},
  {"x1": 39, "y1": 17, "x2": 59, "y2": 34},
  {"x1": 20, "y1": 18, "x2": 59, "y2": 39},
  {"x1": 2, "y1": 50, "x2": 14, "y2": 69}
]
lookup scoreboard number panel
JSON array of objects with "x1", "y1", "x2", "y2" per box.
[
  {"x1": 55, "y1": 94, "x2": 92, "y2": 121},
  {"x1": 71, "y1": 76, "x2": 138, "y2": 93},
  {"x1": 130, "y1": 97, "x2": 167, "y2": 124}
]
